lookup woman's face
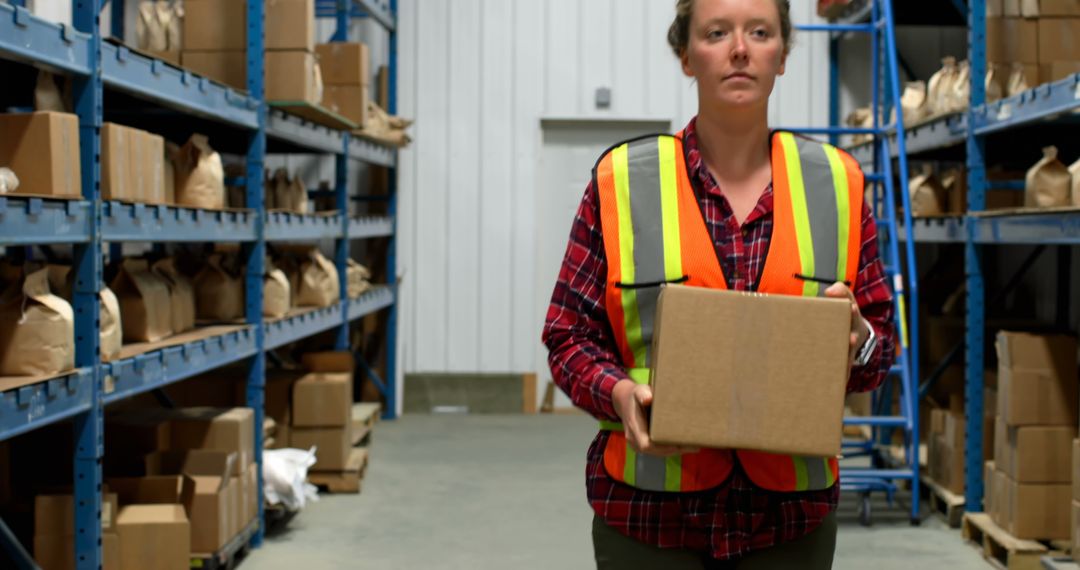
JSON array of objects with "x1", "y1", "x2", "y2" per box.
[{"x1": 680, "y1": 0, "x2": 787, "y2": 109}]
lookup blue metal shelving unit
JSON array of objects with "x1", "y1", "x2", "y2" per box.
[{"x1": 0, "y1": 1, "x2": 399, "y2": 567}]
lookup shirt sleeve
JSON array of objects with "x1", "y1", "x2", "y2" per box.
[
  {"x1": 848, "y1": 201, "x2": 898, "y2": 394},
  {"x1": 541, "y1": 181, "x2": 629, "y2": 422}
]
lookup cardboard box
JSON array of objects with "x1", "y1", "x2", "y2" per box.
[
  {"x1": 246, "y1": 462, "x2": 258, "y2": 524},
  {"x1": 182, "y1": 0, "x2": 246, "y2": 51},
  {"x1": 995, "y1": 416, "x2": 1008, "y2": 471},
  {"x1": 1004, "y1": 475, "x2": 1072, "y2": 539},
  {"x1": 1004, "y1": 0, "x2": 1021, "y2": 15},
  {"x1": 647, "y1": 286, "x2": 850, "y2": 455},
  {"x1": 141, "y1": 131, "x2": 167, "y2": 205},
  {"x1": 930, "y1": 408, "x2": 947, "y2": 436},
  {"x1": 266, "y1": 51, "x2": 320, "y2": 103},
  {"x1": 167, "y1": 407, "x2": 255, "y2": 467},
  {"x1": 292, "y1": 373, "x2": 352, "y2": 427},
  {"x1": 101, "y1": 123, "x2": 133, "y2": 201},
  {"x1": 998, "y1": 367, "x2": 1078, "y2": 427},
  {"x1": 1038, "y1": 18, "x2": 1080, "y2": 63},
  {"x1": 302, "y1": 351, "x2": 355, "y2": 373},
  {"x1": 34, "y1": 532, "x2": 120, "y2": 570},
  {"x1": 986, "y1": 17, "x2": 1040, "y2": 63},
  {"x1": 316, "y1": 42, "x2": 369, "y2": 85},
  {"x1": 998, "y1": 331, "x2": 1079, "y2": 378},
  {"x1": 1024, "y1": 0, "x2": 1080, "y2": 16},
  {"x1": 35, "y1": 493, "x2": 119, "y2": 535},
  {"x1": 0, "y1": 112, "x2": 82, "y2": 198},
  {"x1": 228, "y1": 474, "x2": 243, "y2": 538},
  {"x1": 985, "y1": 461, "x2": 996, "y2": 515},
  {"x1": 105, "y1": 415, "x2": 171, "y2": 475},
  {"x1": 291, "y1": 427, "x2": 351, "y2": 471},
  {"x1": 1073, "y1": 500, "x2": 1080, "y2": 562},
  {"x1": 1001, "y1": 425, "x2": 1075, "y2": 483},
  {"x1": 141, "y1": 449, "x2": 237, "y2": 553},
  {"x1": 106, "y1": 475, "x2": 195, "y2": 507},
  {"x1": 322, "y1": 85, "x2": 368, "y2": 126},
  {"x1": 267, "y1": 0, "x2": 314, "y2": 51},
  {"x1": 1074, "y1": 439, "x2": 1080, "y2": 501},
  {"x1": 993, "y1": 468, "x2": 1010, "y2": 526},
  {"x1": 1042, "y1": 61, "x2": 1080, "y2": 83},
  {"x1": 116, "y1": 504, "x2": 190, "y2": 570},
  {"x1": 181, "y1": 51, "x2": 247, "y2": 90}
]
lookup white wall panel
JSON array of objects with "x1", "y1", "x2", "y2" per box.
[{"x1": 398, "y1": 0, "x2": 830, "y2": 376}]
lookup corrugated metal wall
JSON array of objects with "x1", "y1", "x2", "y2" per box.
[{"x1": 395, "y1": 0, "x2": 831, "y2": 378}]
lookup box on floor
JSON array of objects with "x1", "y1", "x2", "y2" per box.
[
  {"x1": 994, "y1": 469, "x2": 1071, "y2": 540},
  {"x1": 291, "y1": 426, "x2": 352, "y2": 471},
  {"x1": 116, "y1": 504, "x2": 190, "y2": 570}
]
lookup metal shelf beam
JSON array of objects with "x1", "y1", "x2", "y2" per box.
[
  {"x1": 0, "y1": 4, "x2": 91, "y2": 75},
  {"x1": 265, "y1": 212, "x2": 344, "y2": 242},
  {"x1": 102, "y1": 202, "x2": 258, "y2": 243},
  {"x1": 974, "y1": 74, "x2": 1080, "y2": 135},
  {"x1": 350, "y1": 137, "x2": 397, "y2": 167},
  {"x1": 0, "y1": 369, "x2": 94, "y2": 442},
  {"x1": 264, "y1": 305, "x2": 344, "y2": 350},
  {"x1": 348, "y1": 216, "x2": 394, "y2": 239},
  {"x1": 0, "y1": 198, "x2": 91, "y2": 245},
  {"x1": 347, "y1": 286, "x2": 395, "y2": 321},
  {"x1": 266, "y1": 109, "x2": 348, "y2": 155}
]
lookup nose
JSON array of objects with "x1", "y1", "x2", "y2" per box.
[{"x1": 730, "y1": 31, "x2": 749, "y2": 62}]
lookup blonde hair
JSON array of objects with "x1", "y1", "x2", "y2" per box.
[{"x1": 667, "y1": 0, "x2": 793, "y2": 57}]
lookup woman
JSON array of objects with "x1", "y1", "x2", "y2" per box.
[{"x1": 542, "y1": 0, "x2": 898, "y2": 568}]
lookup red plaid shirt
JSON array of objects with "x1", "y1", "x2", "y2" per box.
[{"x1": 542, "y1": 118, "x2": 896, "y2": 560}]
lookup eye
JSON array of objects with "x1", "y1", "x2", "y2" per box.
[
  {"x1": 751, "y1": 28, "x2": 769, "y2": 39},
  {"x1": 706, "y1": 28, "x2": 726, "y2": 40}
]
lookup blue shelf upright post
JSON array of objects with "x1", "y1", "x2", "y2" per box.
[
  {"x1": 336, "y1": 133, "x2": 351, "y2": 351},
  {"x1": 333, "y1": 0, "x2": 349, "y2": 42},
  {"x1": 383, "y1": 0, "x2": 399, "y2": 420},
  {"x1": 71, "y1": 0, "x2": 104, "y2": 568},
  {"x1": 244, "y1": 0, "x2": 268, "y2": 548},
  {"x1": 964, "y1": 0, "x2": 988, "y2": 511}
]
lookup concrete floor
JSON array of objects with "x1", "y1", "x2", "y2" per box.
[{"x1": 244, "y1": 414, "x2": 992, "y2": 569}]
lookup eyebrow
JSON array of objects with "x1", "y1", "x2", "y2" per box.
[{"x1": 699, "y1": 17, "x2": 775, "y2": 27}]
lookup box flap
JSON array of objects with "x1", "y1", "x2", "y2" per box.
[
  {"x1": 116, "y1": 504, "x2": 188, "y2": 525},
  {"x1": 144, "y1": 449, "x2": 236, "y2": 482}
]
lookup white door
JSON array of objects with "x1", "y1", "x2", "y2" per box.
[{"x1": 534, "y1": 119, "x2": 671, "y2": 409}]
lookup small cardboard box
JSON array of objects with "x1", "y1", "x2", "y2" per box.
[
  {"x1": 322, "y1": 85, "x2": 368, "y2": 126},
  {"x1": 292, "y1": 373, "x2": 353, "y2": 427},
  {"x1": 144, "y1": 449, "x2": 238, "y2": 554},
  {"x1": 101, "y1": 123, "x2": 133, "y2": 201},
  {"x1": 182, "y1": 0, "x2": 246, "y2": 51},
  {"x1": 181, "y1": 51, "x2": 247, "y2": 90},
  {"x1": 34, "y1": 492, "x2": 119, "y2": 535},
  {"x1": 997, "y1": 332, "x2": 1079, "y2": 377},
  {"x1": 1023, "y1": 0, "x2": 1080, "y2": 16},
  {"x1": 1004, "y1": 475, "x2": 1072, "y2": 539},
  {"x1": 266, "y1": 51, "x2": 320, "y2": 103},
  {"x1": 140, "y1": 131, "x2": 167, "y2": 205},
  {"x1": 267, "y1": 0, "x2": 315, "y2": 51},
  {"x1": 986, "y1": 17, "x2": 1040, "y2": 63},
  {"x1": 34, "y1": 532, "x2": 120, "y2": 570},
  {"x1": 291, "y1": 427, "x2": 351, "y2": 471},
  {"x1": 1042, "y1": 61, "x2": 1080, "y2": 83},
  {"x1": 1039, "y1": 17, "x2": 1080, "y2": 63},
  {"x1": 315, "y1": 42, "x2": 369, "y2": 86},
  {"x1": 116, "y1": 504, "x2": 191, "y2": 570},
  {"x1": 997, "y1": 366, "x2": 1078, "y2": 426},
  {"x1": 167, "y1": 407, "x2": 255, "y2": 467},
  {"x1": 647, "y1": 286, "x2": 850, "y2": 456},
  {"x1": 1001, "y1": 425, "x2": 1076, "y2": 483},
  {"x1": 0, "y1": 112, "x2": 82, "y2": 198}
]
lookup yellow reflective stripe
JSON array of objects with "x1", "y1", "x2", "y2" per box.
[
  {"x1": 628, "y1": 367, "x2": 650, "y2": 384},
  {"x1": 624, "y1": 446, "x2": 637, "y2": 485},
  {"x1": 599, "y1": 420, "x2": 624, "y2": 431},
  {"x1": 824, "y1": 459, "x2": 836, "y2": 487},
  {"x1": 779, "y1": 134, "x2": 817, "y2": 297},
  {"x1": 898, "y1": 293, "x2": 910, "y2": 349},
  {"x1": 792, "y1": 455, "x2": 809, "y2": 491},
  {"x1": 613, "y1": 145, "x2": 647, "y2": 367},
  {"x1": 822, "y1": 145, "x2": 850, "y2": 283},
  {"x1": 665, "y1": 454, "x2": 682, "y2": 492},
  {"x1": 658, "y1": 137, "x2": 683, "y2": 280}
]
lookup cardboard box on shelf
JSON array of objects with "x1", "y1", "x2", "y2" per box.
[
  {"x1": 292, "y1": 373, "x2": 353, "y2": 427},
  {"x1": 139, "y1": 131, "x2": 166, "y2": 205},
  {"x1": 1038, "y1": 18, "x2": 1080, "y2": 63},
  {"x1": 106, "y1": 475, "x2": 195, "y2": 507},
  {"x1": 182, "y1": 0, "x2": 246, "y2": 51},
  {"x1": 34, "y1": 532, "x2": 120, "y2": 570},
  {"x1": 291, "y1": 427, "x2": 351, "y2": 471},
  {"x1": 996, "y1": 330, "x2": 1078, "y2": 373},
  {"x1": 116, "y1": 504, "x2": 190, "y2": 570},
  {"x1": 0, "y1": 111, "x2": 82, "y2": 198},
  {"x1": 986, "y1": 17, "x2": 1040, "y2": 63},
  {"x1": 647, "y1": 286, "x2": 850, "y2": 455},
  {"x1": 988, "y1": 0, "x2": 1004, "y2": 15},
  {"x1": 1000, "y1": 425, "x2": 1075, "y2": 483},
  {"x1": 316, "y1": 42, "x2": 369, "y2": 86},
  {"x1": 266, "y1": 51, "x2": 320, "y2": 103},
  {"x1": 166, "y1": 408, "x2": 255, "y2": 467},
  {"x1": 35, "y1": 493, "x2": 119, "y2": 535},
  {"x1": 1023, "y1": 0, "x2": 1080, "y2": 16},
  {"x1": 181, "y1": 51, "x2": 247, "y2": 90},
  {"x1": 322, "y1": 85, "x2": 368, "y2": 125},
  {"x1": 266, "y1": 0, "x2": 314, "y2": 51},
  {"x1": 101, "y1": 123, "x2": 133, "y2": 201},
  {"x1": 1004, "y1": 475, "x2": 1072, "y2": 539},
  {"x1": 1042, "y1": 61, "x2": 1080, "y2": 83},
  {"x1": 302, "y1": 351, "x2": 355, "y2": 373},
  {"x1": 997, "y1": 366, "x2": 1078, "y2": 426},
  {"x1": 1004, "y1": 0, "x2": 1021, "y2": 15}
]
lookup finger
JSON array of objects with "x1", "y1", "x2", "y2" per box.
[
  {"x1": 634, "y1": 386, "x2": 653, "y2": 407},
  {"x1": 823, "y1": 282, "x2": 848, "y2": 298}
]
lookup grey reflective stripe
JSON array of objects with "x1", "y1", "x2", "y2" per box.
[
  {"x1": 634, "y1": 453, "x2": 669, "y2": 491},
  {"x1": 793, "y1": 137, "x2": 841, "y2": 297},
  {"x1": 626, "y1": 138, "x2": 667, "y2": 366},
  {"x1": 803, "y1": 456, "x2": 829, "y2": 490}
]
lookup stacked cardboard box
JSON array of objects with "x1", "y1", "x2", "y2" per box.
[
  {"x1": 181, "y1": 0, "x2": 320, "y2": 103},
  {"x1": 317, "y1": 42, "x2": 370, "y2": 125},
  {"x1": 989, "y1": 0, "x2": 1080, "y2": 88},
  {"x1": 989, "y1": 331, "x2": 1078, "y2": 540},
  {"x1": 929, "y1": 406, "x2": 967, "y2": 495},
  {"x1": 33, "y1": 493, "x2": 120, "y2": 570},
  {"x1": 0, "y1": 112, "x2": 82, "y2": 198},
  {"x1": 290, "y1": 352, "x2": 355, "y2": 471},
  {"x1": 101, "y1": 124, "x2": 167, "y2": 204}
]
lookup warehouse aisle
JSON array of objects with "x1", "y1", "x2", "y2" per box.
[{"x1": 245, "y1": 415, "x2": 991, "y2": 569}]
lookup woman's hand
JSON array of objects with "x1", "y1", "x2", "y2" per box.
[
  {"x1": 612, "y1": 380, "x2": 699, "y2": 457},
  {"x1": 824, "y1": 282, "x2": 871, "y2": 366}
]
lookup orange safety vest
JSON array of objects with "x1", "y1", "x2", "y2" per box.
[{"x1": 594, "y1": 131, "x2": 864, "y2": 493}]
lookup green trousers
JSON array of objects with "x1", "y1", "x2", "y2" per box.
[{"x1": 592, "y1": 512, "x2": 837, "y2": 569}]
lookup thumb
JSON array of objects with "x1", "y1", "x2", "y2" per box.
[
  {"x1": 634, "y1": 386, "x2": 653, "y2": 407},
  {"x1": 823, "y1": 282, "x2": 847, "y2": 298}
]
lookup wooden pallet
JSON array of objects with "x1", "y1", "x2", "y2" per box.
[
  {"x1": 308, "y1": 448, "x2": 368, "y2": 493},
  {"x1": 190, "y1": 518, "x2": 259, "y2": 570},
  {"x1": 962, "y1": 513, "x2": 1048, "y2": 570},
  {"x1": 921, "y1": 474, "x2": 965, "y2": 528},
  {"x1": 351, "y1": 403, "x2": 380, "y2": 445},
  {"x1": 1042, "y1": 555, "x2": 1080, "y2": 570}
]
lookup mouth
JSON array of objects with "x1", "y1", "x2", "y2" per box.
[{"x1": 724, "y1": 72, "x2": 754, "y2": 81}]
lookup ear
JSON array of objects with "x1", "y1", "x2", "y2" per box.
[
  {"x1": 777, "y1": 50, "x2": 788, "y2": 76},
  {"x1": 680, "y1": 49, "x2": 694, "y2": 78}
]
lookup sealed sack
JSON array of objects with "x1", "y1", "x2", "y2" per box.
[
  {"x1": 1007, "y1": 63, "x2": 1032, "y2": 97},
  {"x1": 42, "y1": 263, "x2": 121, "y2": 359},
  {"x1": 173, "y1": 134, "x2": 225, "y2": 210},
  {"x1": 1069, "y1": 158, "x2": 1080, "y2": 207},
  {"x1": 948, "y1": 60, "x2": 970, "y2": 113},
  {"x1": 346, "y1": 259, "x2": 371, "y2": 299},
  {"x1": 898, "y1": 81, "x2": 928, "y2": 126},
  {"x1": 1025, "y1": 146, "x2": 1072, "y2": 208},
  {"x1": 34, "y1": 70, "x2": 67, "y2": 113},
  {"x1": 110, "y1": 258, "x2": 173, "y2": 343},
  {"x1": 153, "y1": 257, "x2": 196, "y2": 333},
  {"x1": 927, "y1": 57, "x2": 959, "y2": 117},
  {"x1": 0, "y1": 268, "x2": 74, "y2": 376},
  {"x1": 910, "y1": 165, "x2": 948, "y2": 217},
  {"x1": 193, "y1": 254, "x2": 244, "y2": 321},
  {"x1": 941, "y1": 167, "x2": 968, "y2": 215},
  {"x1": 296, "y1": 250, "x2": 340, "y2": 308},
  {"x1": 264, "y1": 263, "x2": 292, "y2": 319}
]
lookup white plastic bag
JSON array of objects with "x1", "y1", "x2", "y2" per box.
[{"x1": 263, "y1": 447, "x2": 320, "y2": 511}]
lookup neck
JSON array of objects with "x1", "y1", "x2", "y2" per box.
[{"x1": 694, "y1": 104, "x2": 772, "y2": 184}]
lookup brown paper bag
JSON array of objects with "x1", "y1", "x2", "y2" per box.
[
  {"x1": 193, "y1": 254, "x2": 244, "y2": 321},
  {"x1": 1068, "y1": 158, "x2": 1080, "y2": 207},
  {"x1": 153, "y1": 257, "x2": 196, "y2": 333},
  {"x1": 34, "y1": 71, "x2": 66, "y2": 113},
  {"x1": 0, "y1": 268, "x2": 74, "y2": 376},
  {"x1": 948, "y1": 60, "x2": 970, "y2": 113},
  {"x1": 846, "y1": 108, "x2": 874, "y2": 145},
  {"x1": 111, "y1": 258, "x2": 173, "y2": 343},
  {"x1": 287, "y1": 176, "x2": 309, "y2": 214},
  {"x1": 264, "y1": 266, "x2": 291, "y2": 319},
  {"x1": 910, "y1": 165, "x2": 947, "y2": 217},
  {"x1": 346, "y1": 259, "x2": 371, "y2": 299},
  {"x1": 296, "y1": 250, "x2": 340, "y2": 308},
  {"x1": 1025, "y1": 146, "x2": 1072, "y2": 208},
  {"x1": 927, "y1": 57, "x2": 959, "y2": 117},
  {"x1": 44, "y1": 264, "x2": 123, "y2": 360},
  {"x1": 1007, "y1": 63, "x2": 1031, "y2": 97},
  {"x1": 941, "y1": 167, "x2": 968, "y2": 215},
  {"x1": 137, "y1": 1, "x2": 169, "y2": 52},
  {"x1": 897, "y1": 81, "x2": 928, "y2": 126},
  {"x1": 164, "y1": 142, "x2": 177, "y2": 205},
  {"x1": 173, "y1": 134, "x2": 225, "y2": 210},
  {"x1": 274, "y1": 254, "x2": 302, "y2": 305},
  {"x1": 270, "y1": 168, "x2": 289, "y2": 211},
  {"x1": 986, "y1": 67, "x2": 1004, "y2": 104}
]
